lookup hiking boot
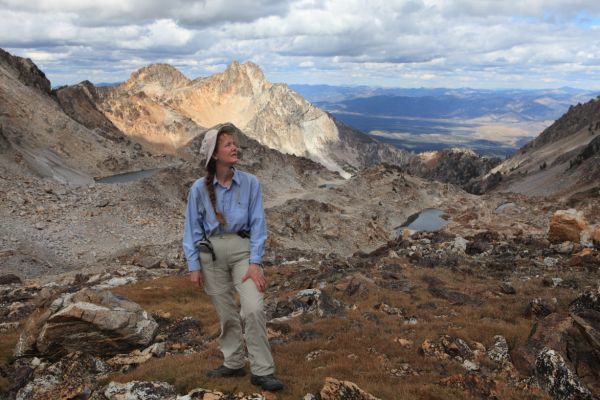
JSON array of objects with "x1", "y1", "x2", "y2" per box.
[
  {"x1": 250, "y1": 374, "x2": 284, "y2": 391},
  {"x1": 206, "y1": 365, "x2": 246, "y2": 378}
]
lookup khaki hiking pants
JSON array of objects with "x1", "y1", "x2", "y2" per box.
[{"x1": 198, "y1": 233, "x2": 275, "y2": 376}]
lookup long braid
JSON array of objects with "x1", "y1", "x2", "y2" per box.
[{"x1": 205, "y1": 159, "x2": 226, "y2": 226}]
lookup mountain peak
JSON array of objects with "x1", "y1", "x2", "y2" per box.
[
  {"x1": 214, "y1": 60, "x2": 269, "y2": 95},
  {"x1": 121, "y1": 63, "x2": 189, "y2": 92},
  {"x1": 0, "y1": 47, "x2": 51, "y2": 94},
  {"x1": 225, "y1": 60, "x2": 265, "y2": 79}
]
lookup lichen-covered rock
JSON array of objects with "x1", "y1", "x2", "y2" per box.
[
  {"x1": 421, "y1": 335, "x2": 476, "y2": 369},
  {"x1": 268, "y1": 289, "x2": 345, "y2": 320},
  {"x1": 15, "y1": 352, "x2": 111, "y2": 400},
  {"x1": 320, "y1": 377, "x2": 380, "y2": 400},
  {"x1": 103, "y1": 381, "x2": 177, "y2": 400},
  {"x1": 487, "y1": 335, "x2": 511, "y2": 364},
  {"x1": 15, "y1": 288, "x2": 157, "y2": 358},
  {"x1": 548, "y1": 209, "x2": 588, "y2": 244},
  {"x1": 570, "y1": 286, "x2": 600, "y2": 314},
  {"x1": 535, "y1": 347, "x2": 595, "y2": 400},
  {"x1": 101, "y1": 381, "x2": 266, "y2": 400},
  {"x1": 513, "y1": 313, "x2": 573, "y2": 376}
]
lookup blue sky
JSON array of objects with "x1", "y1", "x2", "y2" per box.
[{"x1": 1, "y1": 0, "x2": 599, "y2": 89}]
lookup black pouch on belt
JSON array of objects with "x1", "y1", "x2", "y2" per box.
[{"x1": 195, "y1": 239, "x2": 216, "y2": 261}]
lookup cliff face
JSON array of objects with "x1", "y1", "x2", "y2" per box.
[
  {"x1": 407, "y1": 148, "x2": 501, "y2": 190},
  {"x1": 0, "y1": 48, "x2": 51, "y2": 94},
  {"x1": 53, "y1": 81, "x2": 124, "y2": 142},
  {"x1": 96, "y1": 61, "x2": 409, "y2": 177}
]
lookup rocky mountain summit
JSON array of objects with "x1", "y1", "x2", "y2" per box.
[{"x1": 93, "y1": 61, "x2": 409, "y2": 177}]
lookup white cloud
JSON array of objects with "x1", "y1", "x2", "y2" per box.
[{"x1": 1, "y1": 0, "x2": 600, "y2": 89}]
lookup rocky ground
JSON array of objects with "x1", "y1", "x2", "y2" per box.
[{"x1": 1, "y1": 155, "x2": 600, "y2": 399}]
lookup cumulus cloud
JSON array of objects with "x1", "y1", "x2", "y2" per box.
[{"x1": 1, "y1": 0, "x2": 599, "y2": 88}]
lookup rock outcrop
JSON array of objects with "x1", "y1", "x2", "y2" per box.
[
  {"x1": 15, "y1": 288, "x2": 158, "y2": 358},
  {"x1": 0, "y1": 48, "x2": 50, "y2": 93},
  {"x1": 53, "y1": 80, "x2": 126, "y2": 143},
  {"x1": 536, "y1": 348, "x2": 596, "y2": 400},
  {"x1": 320, "y1": 377, "x2": 381, "y2": 400},
  {"x1": 407, "y1": 147, "x2": 501, "y2": 191}
]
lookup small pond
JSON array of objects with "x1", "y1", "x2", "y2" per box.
[{"x1": 394, "y1": 208, "x2": 450, "y2": 237}]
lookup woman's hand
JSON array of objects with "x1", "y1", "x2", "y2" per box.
[
  {"x1": 242, "y1": 263, "x2": 266, "y2": 292},
  {"x1": 190, "y1": 270, "x2": 203, "y2": 289}
]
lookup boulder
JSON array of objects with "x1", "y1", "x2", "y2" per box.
[
  {"x1": 535, "y1": 348, "x2": 595, "y2": 400},
  {"x1": 523, "y1": 298, "x2": 555, "y2": 319},
  {"x1": 320, "y1": 377, "x2": 380, "y2": 400},
  {"x1": 570, "y1": 286, "x2": 600, "y2": 314},
  {"x1": 268, "y1": 289, "x2": 345, "y2": 320},
  {"x1": 421, "y1": 335, "x2": 476, "y2": 370},
  {"x1": 487, "y1": 335, "x2": 511, "y2": 365},
  {"x1": 15, "y1": 352, "x2": 111, "y2": 400},
  {"x1": 512, "y1": 313, "x2": 572, "y2": 376},
  {"x1": 103, "y1": 381, "x2": 176, "y2": 400},
  {"x1": 548, "y1": 209, "x2": 588, "y2": 244},
  {"x1": 15, "y1": 288, "x2": 157, "y2": 358},
  {"x1": 570, "y1": 286, "x2": 600, "y2": 359}
]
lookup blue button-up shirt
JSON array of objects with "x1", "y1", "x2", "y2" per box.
[{"x1": 182, "y1": 168, "x2": 267, "y2": 272}]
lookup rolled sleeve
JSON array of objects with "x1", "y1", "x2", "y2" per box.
[
  {"x1": 182, "y1": 183, "x2": 205, "y2": 272},
  {"x1": 248, "y1": 178, "x2": 267, "y2": 265}
]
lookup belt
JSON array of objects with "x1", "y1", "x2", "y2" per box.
[{"x1": 196, "y1": 231, "x2": 250, "y2": 261}]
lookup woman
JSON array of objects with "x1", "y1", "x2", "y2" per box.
[{"x1": 182, "y1": 123, "x2": 283, "y2": 392}]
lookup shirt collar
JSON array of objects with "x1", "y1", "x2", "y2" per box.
[{"x1": 212, "y1": 167, "x2": 240, "y2": 187}]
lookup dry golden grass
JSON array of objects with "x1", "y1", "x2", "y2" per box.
[
  {"x1": 108, "y1": 266, "x2": 555, "y2": 399},
  {"x1": 0, "y1": 328, "x2": 19, "y2": 365},
  {"x1": 110, "y1": 275, "x2": 222, "y2": 337},
  {"x1": 0, "y1": 327, "x2": 20, "y2": 394}
]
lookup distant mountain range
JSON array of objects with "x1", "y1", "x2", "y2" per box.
[{"x1": 291, "y1": 84, "x2": 600, "y2": 156}]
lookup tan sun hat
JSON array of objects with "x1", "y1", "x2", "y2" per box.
[
  {"x1": 200, "y1": 123, "x2": 238, "y2": 167},
  {"x1": 199, "y1": 128, "x2": 219, "y2": 168}
]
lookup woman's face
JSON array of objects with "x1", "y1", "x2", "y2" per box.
[{"x1": 212, "y1": 133, "x2": 238, "y2": 166}]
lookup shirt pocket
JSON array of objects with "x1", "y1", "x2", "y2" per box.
[{"x1": 232, "y1": 200, "x2": 249, "y2": 224}]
